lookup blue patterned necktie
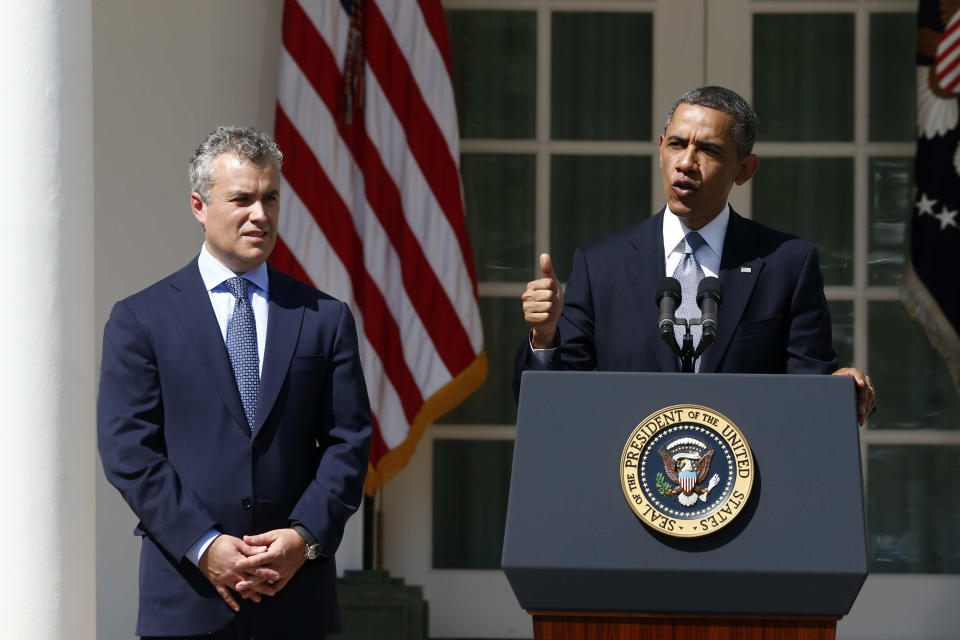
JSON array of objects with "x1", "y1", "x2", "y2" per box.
[
  {"x1": 673, "y1": 231, "x2": 706, "y2": 372},
  {"x1": 224, "y1": 277, "x2": 259, "y2": 430}
]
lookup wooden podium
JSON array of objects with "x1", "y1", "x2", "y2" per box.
[
  {"x1": 502, "y1": 372, "x2": 868, "y2": 640},
  {"x1": 530, "y1": 612, "x2": 840, "y2": 639}
]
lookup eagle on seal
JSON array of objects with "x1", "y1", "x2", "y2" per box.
[{"x1": 660, "y1": 448, "x2": 716, "y2": 507}]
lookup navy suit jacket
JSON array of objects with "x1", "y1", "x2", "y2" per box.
[
  {"x1": 514, "y1": 209, "x2": 838, "y2": 398},
  {"x1": 98, "y1": 258, "x2": 372, "y2": 637}
]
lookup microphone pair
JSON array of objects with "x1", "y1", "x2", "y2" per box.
[{"x1": 656, "y1": 276, "x2": 722, "y2": 340}]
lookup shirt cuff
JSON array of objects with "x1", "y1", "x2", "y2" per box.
[
  {"x1": 528, "y1": 333, "x2": 557, "y2": 369},
  {"x1": 186, "y1": 528, "x2": 222, "y2": 566}
]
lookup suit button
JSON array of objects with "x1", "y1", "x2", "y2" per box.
[{"x1": 241, "y1": 497, "x2": 252, "y2": 510}]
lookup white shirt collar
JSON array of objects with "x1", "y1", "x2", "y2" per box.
[
  {"x1": 663, "y1": 203, "x2": 730, "y2": 258},
  {"x1": 197, "y1": 243, "x2": 270, "y2": 294}
]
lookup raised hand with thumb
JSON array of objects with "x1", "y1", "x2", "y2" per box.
[{"x1": 521, "y1": 253, "x2": 563, "y2": 349}]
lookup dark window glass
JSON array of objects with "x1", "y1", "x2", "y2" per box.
[
  {"x1": 433, "y1": 439, "x2": 514, "y2": 569},
  {"x1": 868, "y1": 445, "x2": 960, "y2": 573},
  {"x1": 462, "y1": 153, "x2": 536, "y2": 282},
  {"x1": 551, "y1": 12, "x2": 653, "y2": 141},
  {"x1": 447, "y1": 11, "x2": 536, "y2": 139},
  {"x1": 753, "y1": 13, "x2": 855, "y2": 141},
  {"x1": 869, "y1": 13, "x2": 917, "y2": 142},
  {"x1": 550, "y1": 154, "x2": 651, "y2": 279},
  {"x1": 752, "y1": 157, "x2": 854, "y2": 286},
  {"x1": 439, "y1": 297, "x2": 527, "y2": 425},
  {"x1": 829, "y1": 300, "x2": 854, "y2": 367},
  {"x1": 868, "y1": 157, "x2": 913, "y2": 285},
  {"x1": 867, "y1": 301, "x2": 960, "y2": 430}
]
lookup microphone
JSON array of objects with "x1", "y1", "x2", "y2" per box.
[
  {"x1": 655, "y1": 277, "x2": 682, "y2": 338},
  {"x1": 696, "y1": 277, "x2": 722, "y2": 340}
]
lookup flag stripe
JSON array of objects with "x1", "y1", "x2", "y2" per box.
[
  {"x1": 281, "y1": 6, "x2": 479, "y2": 372},
  {"x1": 364, "y1": 1, "x2": 479, "y2": 292},
  {"x1": 941, "y1": 12, "x2": 960, "y2": 42},
  {"x1": 277, "y1": 175, "x2": 415, "y2": 448},
  {"x1": 362, "y1": 71, "x2": 483, "y2": 351},
  {"x1": 277, "y1": 51, "x2": 455, "y2": 399},
  {"x1": 376, "y1": 0, "x2": 458, "y2": 161},
  {"x1": 414, "y1": 0, "x2": 453, "y2": 76},
  {"x1": 276, "y1": 107, "x2": 424, "y2": 423},
  {"x1": 935, "y1": 42, "x2": 960, "y2": 82}
]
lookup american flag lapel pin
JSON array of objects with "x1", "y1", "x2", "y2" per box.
[{"x1": 740, "y1": 266, "x2": 752, "y2": 273}]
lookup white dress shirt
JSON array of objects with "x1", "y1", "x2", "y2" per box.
[
  {"x1": 197, "y1": 243, "x2": 270, "y2": 374},
  {"x1": 529, "y1": 204, "x2": 731, "y2": 366},
  {"x1": 186, "y1": 244, "x2": 271, "y2": 564}
]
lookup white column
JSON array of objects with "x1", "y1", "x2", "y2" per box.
[{"x1": 0, "y1": 1, "x2": 95, "y2": 637}]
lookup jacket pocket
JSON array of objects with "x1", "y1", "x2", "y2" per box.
[
  {"x1": 731, "y1": 316, "x2": 781, "y2": 341},
  {"x1": 291, "y1": 354, "x2": 327, "y2": 373}
]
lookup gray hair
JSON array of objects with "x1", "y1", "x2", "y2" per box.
[
  {"x1": 664, "y1": 86, "x2": 758, "y2": 157},
  {"x1": 188, "y1": 126, "x2": 283, "y2": 202}
]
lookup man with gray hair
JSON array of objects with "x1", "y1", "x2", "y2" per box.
[
  {"x1": 516, "y1": 86, "x2": 876, "y2": 421},
  {"x1": 98, "y1": 125, "x2": 372, "y2": 638}
]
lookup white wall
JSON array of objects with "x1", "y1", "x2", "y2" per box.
[{"x1": 93, "y1": 2, "x2": 283, "y2": 636}]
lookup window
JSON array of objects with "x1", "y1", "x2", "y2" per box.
[
  {"x1": 434, "y1": 0, "x2": 959, "y2": 577},
  {"x1": 438, "y1": 2, "x2": 656, "y2": 569}
]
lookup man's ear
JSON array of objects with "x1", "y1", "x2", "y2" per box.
[
  {"x1": 190, "y1": 192, "x2": 207, "y2": 228},
  {"x1": 734, "y1": 155, "x2": 759, "y2": 186}
]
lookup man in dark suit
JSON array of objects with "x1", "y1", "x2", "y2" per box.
[
  {"x1": 516, "y1": 86, "x2": 876, "y2": 422},
  {"x1": 98, "y1": 126, "x2": 372, "y2": 639}
]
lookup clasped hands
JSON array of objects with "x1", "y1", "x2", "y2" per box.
[{"x1": 197, "y1": 528, "x2": 306, "y2": 612}]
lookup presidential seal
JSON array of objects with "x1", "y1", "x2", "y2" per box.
[{"x1": 619, "y1": 404, "x2": 754, "y2": 538}]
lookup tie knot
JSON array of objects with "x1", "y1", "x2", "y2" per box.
[
  {"x1": 224, "y1": 276, "x2": 249, "y2": 300},
  {"x1": 684, "y1": 231, "x2": 706, "y2": 254}
]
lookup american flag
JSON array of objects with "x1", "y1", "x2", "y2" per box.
[
  {"x1": 271, "y1": 0, "x2": 487, "y2": 494},
  {"x1": 905, "y1": 0, "x2": 960, "y2": 392}
]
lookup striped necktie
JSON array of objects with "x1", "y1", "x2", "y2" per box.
[{"x1": 673, "y1": 231, "x2": 706, "y2": 372}]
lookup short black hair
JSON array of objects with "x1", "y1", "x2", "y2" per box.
[{"x1": 664, "y1": 86, "x2": 758, "y2": 157}]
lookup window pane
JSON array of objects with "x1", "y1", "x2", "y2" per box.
[
  {"x1": 447, "y1": 10, "x2": 536, "y2": 139},
  {"x1": 869, "y1": 13, "x2": 917, "y2": 142},
  {"x1": 867, "y1": 301, "x2": 960, "y2": 430},
  {"x1": 462, "y1": 154, "x2": 536, "y2": 282},
  {"x1": 433, "y1": 439, "x2": 513, "y2": 569},
  {"x1": 753, "y1": 14, "x2": 854, "y2": 141},
  {"x1": 829, "y1": 299, "x2": 854, "y2": 368},
  {"x1": 868, "y1": 445, "x2": 960, "y2": 573},
  {"x1": 551, "y1": 12, "x2": 652, "y2": 141},
  {"x1": 550, "y1": 155, "x2": 651, "y2": 279},
  {"x1": 752, "y1": 157, "x2": 854, "y2": 285},
  {"x1": 868, "y1": 157, "x2": 913, "y2": 285},
  {"x1": 438, "y1": 297, "x2": 526, "y2": 425}
]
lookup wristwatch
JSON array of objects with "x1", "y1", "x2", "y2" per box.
[{"x1": 291, "y1": 523, "x2": 325, "y2": 560}]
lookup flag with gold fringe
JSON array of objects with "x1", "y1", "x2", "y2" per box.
[
  {"x1": 271, "y1": 0, "x2": 487, "y2": 494},
  {"x1": 905, "y1": 0, "x2": 960, "y2": 391}
]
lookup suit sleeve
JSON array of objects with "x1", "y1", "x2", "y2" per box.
[
  {"x1": 289, "y1": 302, "x2": 372, "y2": 555},
  {"x1": 785, "y1": 246, "x2": 839, "y2": 374},
  {"x1": 512, "y1": 247, "x2": 598, "y2": 402},
  {"x1": 97, "y1": 301, "x2": 218, "y2": 561}
]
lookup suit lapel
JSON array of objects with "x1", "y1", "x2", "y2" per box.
[
  {"x1": 699, "y1": 210, "x2": 763, "y2": 373},
  {"x1": 624, "y1": 211, "x2": 679, "y2": 372},
  {"x1": 168, "y1": 259, "x2": 250, "y2": 434},
  {"x1": 254, "y1": 267, "x2": 304, "y2": 433}
]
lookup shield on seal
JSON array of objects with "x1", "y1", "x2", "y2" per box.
[{"x1": 679, "y1": 469, "x2": 696, "y2": 493}]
